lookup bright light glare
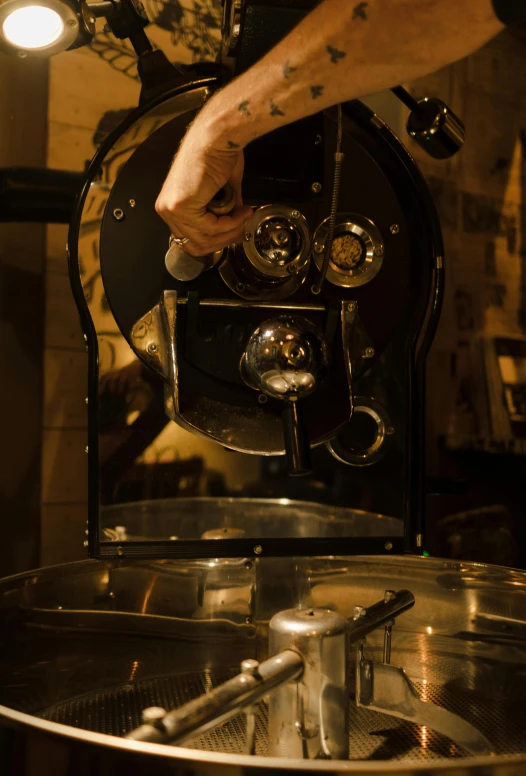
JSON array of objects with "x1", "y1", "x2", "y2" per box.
[{"x1": 3, "y1": 6, "x2": 64, "y2": 49}]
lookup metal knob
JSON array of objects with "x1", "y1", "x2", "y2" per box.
[
  {"x1": 241, "y1": 316, "x2": 328, "y2": 475},
  {"x1": 407, "y1": 98, "x2": 465, "y2": 159}
]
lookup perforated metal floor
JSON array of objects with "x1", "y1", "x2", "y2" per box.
[{"x1": 40, "y1": 669, "x2": 526, "y2": 762}]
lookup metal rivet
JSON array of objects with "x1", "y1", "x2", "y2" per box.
[
  {"x1": 112, "y1": 208, "x2": 124, "y2": 221},
  {"x1": 257, "y1": 394, "x2": 268, "y2": 404},
  {"x1": 390, "y1": 224, "x2": 400, "y2": 235},
  {"x1": 287, "y1": 264, "x2": 297, "y2": 274},
  {"x1": 116, "y1": 546, "x2": 124, "y2": 556},
  {"x1": 363, "y1": 347, "x2": 375, "y2": 358},
  {"x1": 314, "y1": 134, "x2": 322, "y2": 145},
  {"x1": 84, "y1": 446, "x2": 89, "y2": 453},
  {"x1": 83, "y1": 540, "x2": 89, "y2": 548},
  {"x1": 236, "y1": 282, "x2": 246, "y2": 293},
  {"x1": 88, "y1": 15, "x2": 95, "y2": 23},
  {"x1": 147, "y1": 342, "x2": 158, "y2": 354},
  {"x1": 384, "y1": 541, "x2": 393, "y2": 551},
  {"x1": 85, "y1": 397, "x2": 88, "y2": 405},
  {"x1": 353, "y1": 605, "x2": 367, "y2": 620},
  {"x1": 142, "y1": 707, "x2": 166, "y2": 728},
  {"x1": 244, "y1": 561, "x2": 253, "y2": 570},
  {"x1": 386, "y1": 426, "x2": 395, "y2": 435},
  {"x1": 253, "y1": 545, "x2": 263, "y2": 555},
  {"x1": 311, "y1": 182, "x2": 322, "y2": 194},
  {"x1": 314, "y1": 242, "x2": 324, "y2": 254},
  {"x1": 57, "y1": 605, "x2": 63, "y2": 610},
  {"x1": 374, "y1": 245, "x2": 384, "y2": 257},
  {"x1": 245, "y1": 615, "x2": 253, "y2": 624},
  {"x1": 384, "y1": 590, "x2": 397, "y2": 603},
  {"x1": 244, "y1": 232, "x2": 252, "y2": 241},
  {"x1": 129, "y1": 199, "x2": 136, "y2": 207},
  {"x1": 241, "y1": 659, "x2": 260, "y2": 675},
  {"x1": 347, "y1": 302, "x2": 357, "y2": 312},
  {"x1": 291, "y1": 210, "x2": 300, "y2": 219}
]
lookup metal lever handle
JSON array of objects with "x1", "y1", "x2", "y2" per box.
[
  {"x1": 282, "y1": 400, "x2": 312, "y2": 477},
  {"x1": 165, "y1": 184, "x2": 236, "y2": 281}
]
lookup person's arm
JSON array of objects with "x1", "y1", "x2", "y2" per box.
[{"x1": 156, "y1": 0, "x2": 503, "y2": 256}]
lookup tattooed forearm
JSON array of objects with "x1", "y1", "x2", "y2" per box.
[
  {"x1": 238, "y1": 100, "x2": 251, "y2": 115},
  {"x1": 310, "y1": 84, "x2": 324, "y2": 99},
  {"x1": 227, "y1": 140, "x2": 240, "y2": 148},
  {"x1": 283, "y1": 61, "x2": 297, "y2": 79},
  {"x1": 352, "y1": 2, "x2": 368, "y2": 20},
  {"x1": 327, "y1": 44, "x2": 346, "y2": 63},
  {"x1": 269, "y1": 99, "x2": 285, "y2": 117}
]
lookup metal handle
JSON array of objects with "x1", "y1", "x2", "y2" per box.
[
  {"x1": 127, "y1": 649, "x2": 303, "y2": 746},
  {"x1": 349, "y1": 589, "x2": 415, "y2": 643},
  {"x1": 282, "y1": 400, "x2": 312, "y2": 477},
  {"x1": 207, "y1": 183, "x2": 235, "y2": 216}
]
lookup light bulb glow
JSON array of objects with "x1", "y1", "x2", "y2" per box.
[{"x1": 3, "y1": 6, "x2": 64, "y2": 49}]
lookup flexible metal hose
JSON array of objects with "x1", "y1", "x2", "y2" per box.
[{"x1": 312, "y1": 103, "x2": 344, "y2": 295}]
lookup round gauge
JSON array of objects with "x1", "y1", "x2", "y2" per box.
[{"x1": 313, "y1": 213, "x2": 384, "y2": 288}]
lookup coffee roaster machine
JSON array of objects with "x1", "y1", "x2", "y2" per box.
[{"x1": 1, "y1": 1, "x2": 526, "y2": 774}]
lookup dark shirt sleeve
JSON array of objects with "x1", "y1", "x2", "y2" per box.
[{"x1": 492, "y1": 0, "x2": 526, "y2": 24}]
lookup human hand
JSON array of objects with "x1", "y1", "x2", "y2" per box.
[{"x1": 155, "y1": 115, "x2": 253, "y2": 258}]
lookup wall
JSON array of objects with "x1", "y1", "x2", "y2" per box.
[{"x1": 0, "y1": 53, "x2": 48, "y2": 576}]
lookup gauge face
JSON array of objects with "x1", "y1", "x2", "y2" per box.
[{"x1": 331, "y1": 233, "x2": 365, "y2": 270}]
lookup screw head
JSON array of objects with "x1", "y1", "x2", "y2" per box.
[
  {"x1": 236, "y1": 282, "x2": 246, "y2": 293},
  {"x1": 314, "y1": 242, "x2": 324, "y2": 254},
  {"x1": 384, "y1": 541, "x2": 393, "y2": 551},
  {"x1": 116, "y1": 546, "x2": 124, "y2": 557},
  {"x1": 290, "y1": 210, "x2": 300, "y2": 219},
  {"x1": 245, "y1": 561, "x2": 253, "y2": 570},
  {"x1": 347, "y1": 302, "x2": 357, "y2": 312},
  {"x1": 384, "y1": 590, "x2": 397, "y2": 603},
  {"x1": 257, "y1": 394, "x2": 268, "y2": 404},
  {"x1": 390, "y1": 224, "x2": 400, "y2": 235},
  {"x1": 363, "y1": 347, "x2": 375, "y2": 358},
  {"x1": 129, "y1": 198, "x2": 136, "y2": 207},
  {"x1": 85, "y1": 397, "x2": 89, "y2": 405},
  {"x1": 147, "y1": 342, "x2": 158, "y2": 354},
  {"x1": 244, "y1": 232, "x2": 252, "y2": 241},
  {"x1": 311, "y1": 182, "x2": 322, "y2": 194},
  {"x1": 386, "y1": 426, "x2": 395, "y2": 435},
  {"x1": 314, "y1": 134, "x2": 322, "y2": 145},
  {"x1": 374, "y1": 245, "x2": 384, "y2": 257},
  {"x1": 83, "y1": 540, "x2": 89, "y2": 548},
  {"x1": 253, "y1": 544, "x2": 263, "y2": 555},
  {"x1": 88, "y1": 15, "x2": 95, "y2": 24},
  {"x1": 84, "y1": 446, "x2": 89, "y2": 454},
  {"x1": 353, "y1": 605, "x2": 367, "y2": 620},
  {"x1": 287, "y1": 263, "x2": 297, "y2": 274},
  {"x1": 245, "y1": 615, "x2": 253, "y2": 624},
  {"x1": 112, "y1": 208, "x2": 124, "y2": 221}
]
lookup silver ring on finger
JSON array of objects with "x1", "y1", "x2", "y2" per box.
[{"x1": 170, "y1": 235, "x2": 190, "y2": 247}]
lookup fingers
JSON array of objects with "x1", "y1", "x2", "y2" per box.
[{"x1": 172, "y1": 223, "x2": 246, "y2": 258}]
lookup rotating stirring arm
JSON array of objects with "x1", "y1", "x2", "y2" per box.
[{"x1": 127, "y1": 590, "x2": 494, "y2": 759}]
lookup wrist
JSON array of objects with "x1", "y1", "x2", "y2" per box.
[{"x1": 198, "y1": 89, "x2": 258, "y2": 151}]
